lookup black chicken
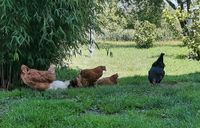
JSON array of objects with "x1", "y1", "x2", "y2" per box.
[{"x1": 148, "y1": 53, "x2": 165, "y2": 85}]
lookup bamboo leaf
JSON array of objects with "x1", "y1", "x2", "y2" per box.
[{"x1": 13, "y1": 52, "x2": 19, "y2": 61}]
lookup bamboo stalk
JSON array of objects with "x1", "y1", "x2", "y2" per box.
[
  {"x1": 0, "y1": 64, "x2": 1, "y2": 88},
  {"x1": 1, "y1": 64, "x2": 4, "y2": 88},
  {"x1": 7, "y1": 62, "x2": 12, "y2": 90}
]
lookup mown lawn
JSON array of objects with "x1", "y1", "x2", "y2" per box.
[{"x1": 1, "y1": 40, "x2": 200, "y2": 128}]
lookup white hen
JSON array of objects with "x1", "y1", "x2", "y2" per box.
[{"x1": 48, "y1": 80, "x2": 70, "y2": 90}]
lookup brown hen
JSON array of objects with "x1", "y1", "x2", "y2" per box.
[
  {"x1": 95, "y1": 73, "x2": 118, "y2": 86},
  {"x1": 20, "y1": 65, "x2": 56, "y2": 90},
  {"x1": 79, "y1": 66, "x2": 106, "y2": 86},
  {"x1": 69, "y1": 74, "x2": 88, "y2": 88}
]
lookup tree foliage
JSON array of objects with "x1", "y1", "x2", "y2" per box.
[
  {"x1": 120, "y1": 0, "x2": 164, "y2": 28},
  {"x1": 0, "y1": 0, "x2": 102, "y2": 89},
  {"x1": 165, "y1": 0, "x2": 192, "y2": 36},
  {"x1": 134, "y1": 20, "x2": 157, "y2": 48},
  {"x1": 162, "y1": 8, "x2": 183, "y2": 38},
  {"x1": 184, "y1": 0, "x2": 200, "y2": 59},
  {"x1": 97, "y1": 0, "x2": 127, "y2": 32}
]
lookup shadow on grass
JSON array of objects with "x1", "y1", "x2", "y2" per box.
[
  {"x1": 119, "y1": 72, "x2": 200, "y2": 86},
  {"x1": 2, "y1": 71, "x2": 200, "y2": 119},
  {"x1": 56, "y1": 66, "x2": 200, "y2": 87}
]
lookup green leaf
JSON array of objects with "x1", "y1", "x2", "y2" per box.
[{"x1": 13, "y1": 52, "x2": 19, "y2": 61}]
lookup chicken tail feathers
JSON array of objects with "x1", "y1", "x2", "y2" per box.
[
  {"x1": 48, "y1": 80, "x2": 70, "y2": 90},
  {"x1": 48, "y1": 64, "x2": 56, "y2": 74},
  {"x1": 64, "y1": 80, "x2": 70, "y2": 88}
]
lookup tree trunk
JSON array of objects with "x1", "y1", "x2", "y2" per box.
[
  {"x1": 197, "y1": 50, "x2": 200, "y2": 60},
  {"x1": 179, "y1": 20, "x2": 189, "y2": 36},
  {"x1": 186, "y1": 0, "x2": 191, "y2": 12}
]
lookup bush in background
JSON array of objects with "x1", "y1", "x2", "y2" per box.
[
  {"x1": 98, "y1": 29, "x2": 135, "y2": 41},
  {"x1": 97, "y1": 20, "x2": 178, "y2": 42},
  {"x1": 134, "y1": 21, "x2": 157, "y2": 48}
]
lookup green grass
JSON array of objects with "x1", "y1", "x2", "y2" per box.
[{"x1": 1, "y1": 40, "x2": 200, "y2": 128}]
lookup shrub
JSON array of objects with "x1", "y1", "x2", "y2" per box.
[
  {"x1": 134, "y1": 21, "x2": 157, "y2": 48},
  {"x1": 97, "y1": 29, "x2": 135, "y2": 41}
]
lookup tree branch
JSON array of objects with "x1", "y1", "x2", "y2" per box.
[
  {"x1": 165, "y1": 0, "x2": 177, "y2": 10},
  {"x1": 186, "y1": 0, "x2": 191, "y2": 12}
]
